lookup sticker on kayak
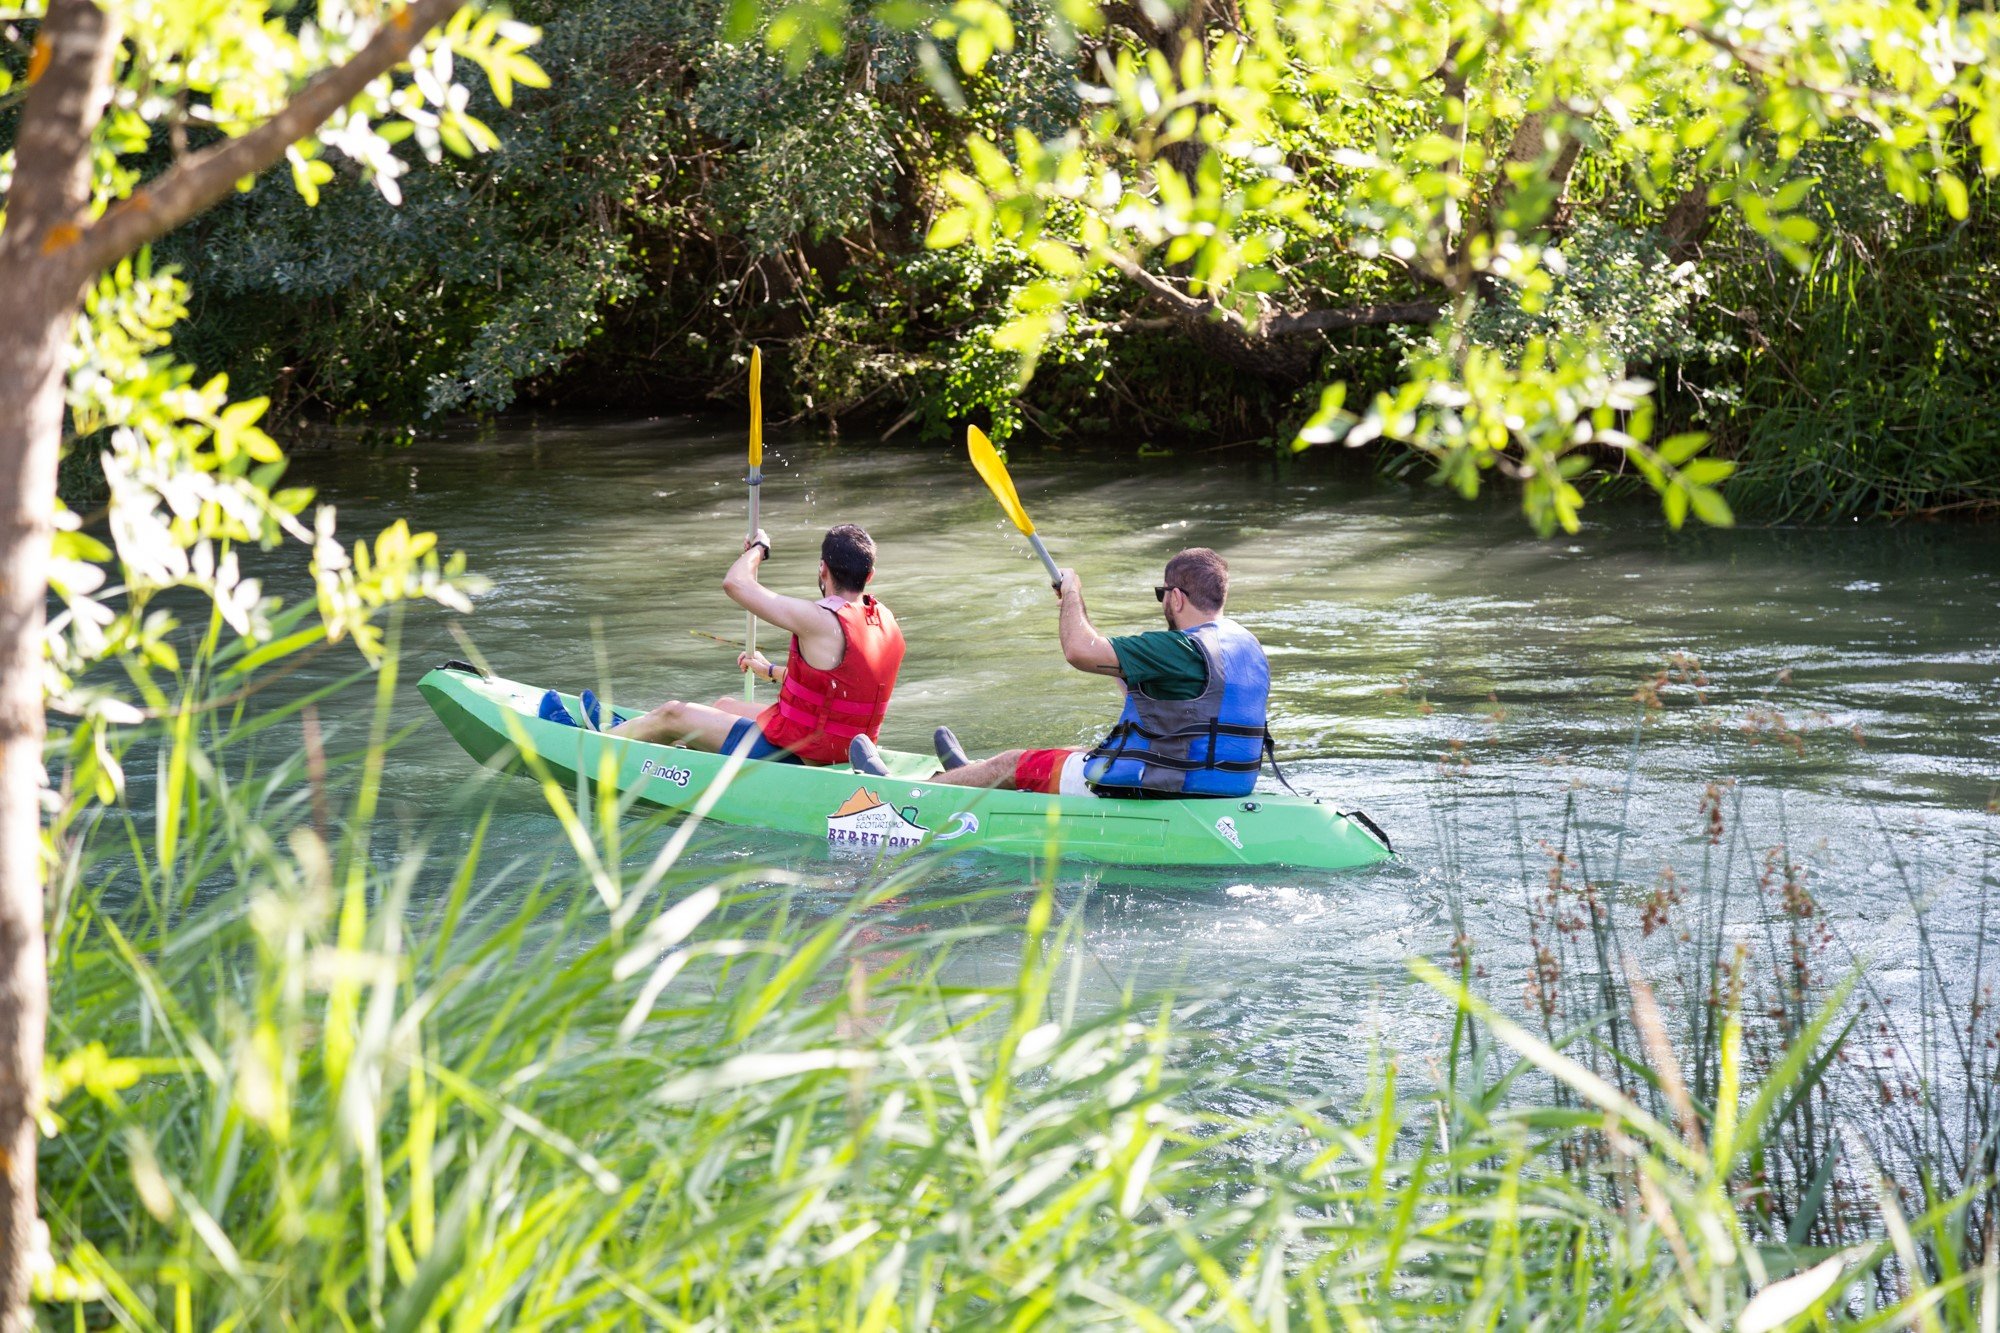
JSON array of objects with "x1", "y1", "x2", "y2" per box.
[
  {"x1": 935, "y1": 812, "x2": 979, "y2": 842},
  {"x1": 639, "y1": 758, "x2": 692, "y2": 787},
  {"x1": 1215, "y1": 816, "x2": 1243, "y2": 850},
  {"x1": 827, "y1": 788, "x2": 929, "y2": 852}
]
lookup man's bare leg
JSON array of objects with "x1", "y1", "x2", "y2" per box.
[
  {"x1": 924, "y1": 750, "x2": 1024, "y2": 789},
  {"x1": 610, "y1": 698, "x2": 743, "y2": 751},
  {"x1": 710, "y1": 697, "x2": 762, "y2": 721}
]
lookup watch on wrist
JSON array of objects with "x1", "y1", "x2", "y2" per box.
[{"x1": 750, "y1": 540, "x2": 770, "y2": 559}]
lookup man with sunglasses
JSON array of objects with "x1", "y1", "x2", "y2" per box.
[{"x1": 853, "y1": 547, "x2": 1271, "y2": 799}]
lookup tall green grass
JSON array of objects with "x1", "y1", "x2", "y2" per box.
[
  {"x1": 33, "y1": 669, "x2": 1999, "y2": 1327},
  {"x1": 1430, "y1": 685, "x2": 2000, "y2": 1312}
]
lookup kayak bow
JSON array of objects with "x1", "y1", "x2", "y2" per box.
[{"x1": 418, "y1": 663, "x2": 1393, "y2": 872}]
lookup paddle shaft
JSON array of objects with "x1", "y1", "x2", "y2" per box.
[
  {"x1": 1026, "y1": 532, "x2": 1061, "y2": 589},
  {"x1": 744, "y1": 471, "x2": 761, "y2": 700}
]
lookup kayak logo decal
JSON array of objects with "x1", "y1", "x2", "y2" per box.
[
  {"x1": 640, "y1": 758, "x2": 692, "y2": 787},
  {"x1": 935, "y1": 812, "x2": 979, "y2": 842},
  {"x1": 827, "y1": 788, "x2": 928, "y2": 852},
  {"x1": 1215, "y1": 816, "x2": 1243, "y2": 850}
]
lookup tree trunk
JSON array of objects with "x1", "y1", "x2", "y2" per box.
[
  {"x1": 0, "y1": 0, "x2": 465, "y2": 1321},
  {"x1": 0, "y1": 1, "x2": 121, "y2": 1319},
  {"x1": 0, "y1": 288, "x2": 72, "y2": 1333}
]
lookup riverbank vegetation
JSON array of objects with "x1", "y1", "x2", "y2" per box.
[
  {"x1": 31, "y1": 658, "x2": 2000, "y2": 1325},
  {"x1": 102, "y1": 0, "x2": 2000, "y2": 522}
]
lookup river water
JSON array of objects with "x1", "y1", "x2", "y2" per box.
[{"x1": 273, "y1": 416, "x2": 1999, "y2": 1093}]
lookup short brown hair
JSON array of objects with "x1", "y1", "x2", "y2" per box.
[
  {"x1": 1164, "y1": 548, "x2": 1227, "y2": 612},
  {"x1": 822, "y1": 524, "x2": 876, "y2": 593}
]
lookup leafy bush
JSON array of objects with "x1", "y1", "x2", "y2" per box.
[{"x1": 47, "y1": 0, "x2": 2000, "y2": 521}]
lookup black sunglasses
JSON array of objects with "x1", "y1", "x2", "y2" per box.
[{"x1": 1154, "y1": 585, "x2": 1180, "y2": 602}]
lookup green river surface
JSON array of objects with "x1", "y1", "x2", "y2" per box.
[{"x1": 255, "y1": 416, "x2": 1998, "y2": 1092}]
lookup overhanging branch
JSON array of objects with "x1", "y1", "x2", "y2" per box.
[
  {"x1": 69, "y1": 0, "x2": 466, "y2": 279},
  {"x1": 1269, "y1": 301, "x2": 1444, "y2": 335},
  {"x1": 1102, "y1": 249, "x2": 1441, "y2": 382}
]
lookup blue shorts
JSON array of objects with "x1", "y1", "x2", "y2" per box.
[{"x1": 723, "y1": 718, "x2": 802, "y2": 764}]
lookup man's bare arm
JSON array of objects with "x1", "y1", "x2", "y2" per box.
[
  {"x1": 1055, "y1": 569, "x2": 1122, "y2": 676},
  {"x1": 722, "y1": 532, "x2": 845, "y2": 668}
]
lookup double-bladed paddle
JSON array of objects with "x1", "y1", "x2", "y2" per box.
[{"x1": 967, "y1": 425, "x2": 1061, "y2": 589}]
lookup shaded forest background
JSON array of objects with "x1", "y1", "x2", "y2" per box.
[{"x1": 12, "y1": 0, "x2": 2000, "y2": 519}]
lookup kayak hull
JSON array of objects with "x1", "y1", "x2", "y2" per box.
[{"x1": 417, "y1": 665, "x2": 1393, "y2": 873}]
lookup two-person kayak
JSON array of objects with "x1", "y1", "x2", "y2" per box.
[{"x1": 418, "y1": 662, "x2": 1394, "y2": 872}]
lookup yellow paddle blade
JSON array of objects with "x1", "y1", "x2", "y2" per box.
[
  {"x1": 967, "y1": 425, "x2": 1035, "y2": 536},
  {"x1": 748, "y1": 346, "x2": 763, "y2": 469}
]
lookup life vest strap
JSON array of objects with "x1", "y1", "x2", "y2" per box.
[
  {"x1": 1261, "y1": 732, "x2": 1304, "y2": 799},
  {"x1": 1095, "y1": 752, "x2": 1265, "y2": 774},
  {"x1": 1096, "y1": 720, "x2": 1268, "y2": 743},
  {"x1": 1084, "y1": 720, "x2": 1272, "y2": 774}
]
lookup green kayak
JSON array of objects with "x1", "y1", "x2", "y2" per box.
[{"x1": 418, "y1": 663, "x2": 1394, "y2": 872}]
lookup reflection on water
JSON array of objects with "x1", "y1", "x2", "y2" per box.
[{"x1": 246, "y1": 417, "x2": 1999, "y2": 1091}]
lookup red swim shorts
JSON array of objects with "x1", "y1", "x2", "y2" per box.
[{"x1": 1013, "y1": 748, "x2": 1076, "y2": 795}]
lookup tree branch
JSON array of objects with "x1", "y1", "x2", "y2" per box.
[
  {"x1": 1102, "y1": 250, "x2": 1440, "y2": 383},
  {"x1": 68, "y1": 0, "x2": 466, "y2": 279},
  {"x1": 1103, "y1": 249, "x2": 1231, "y2": 322},
  {"x1": 1267, "y1": 301, "x2": 1444, "y2": 335}
]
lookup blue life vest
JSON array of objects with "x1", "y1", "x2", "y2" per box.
[{"x1": 1081, "y1": 617, "x2": 1272, "y2": 798}]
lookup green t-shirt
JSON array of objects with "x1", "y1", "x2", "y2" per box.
[{"x1": 1109, "y1": 630, "x2": 1209, "y2": 702}]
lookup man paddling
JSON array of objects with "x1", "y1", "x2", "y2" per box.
[
  {"x1": 543, "y1": 523, "x2": 904, "y2": 764},
  {"x1": 854, "y1": 547, "x2": 1270, "y2": 798}
]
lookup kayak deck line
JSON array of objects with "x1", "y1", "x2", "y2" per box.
[{"x1": 417, "y1": 663, "x2": 1394, "y2": 872}]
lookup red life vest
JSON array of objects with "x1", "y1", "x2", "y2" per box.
[{"x1": 756, "y1": 595, "x2": 905, "y2": 764}]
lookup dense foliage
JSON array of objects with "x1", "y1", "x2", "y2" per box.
[
  {"x1": 159, "y1": 0, "x2": 1094, "y2": 436},
  {"x1": 89, "y1": 0, "x2": 2000, "y2": 522}
]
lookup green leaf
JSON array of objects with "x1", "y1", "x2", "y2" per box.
[
  {"x1": 1658, "y1": 432, "x2": 1707, "y2": 466},
  {"x1": 926, "y1": 208, "x2": 973, "y2": 249},
  {"x1": 722, "y1": 0, "x2": 760, "y2": 39},
  {"x1": 1663, "y1": 483, "x2": 1689, "y2": 530},
  {"x1": 1012, "y1": 278, "x2": 1072, "y2": 312},
  {"x1": 1771, "y1": 176, "x2": 1817, "y2": 211},
  {"x1": 1687, "y1": 485, "x2": 1734, "y2": 527},
  {"x1": 1775, "y1": 214, "x2": 1819, "y2": 246},
  {"x1": 957, "y1": 27, "x2": 992, "y2": 73},
  {"x1": 225, "y1": 626, "x2": 329, "y2": 677},
  {"x1": 1938, "y1": 171, "x2": 1969, "y2": 220},
  {"x1": 965, "y1": 135, "x2": 1012, "y2": 187},
  {"x1": 1028, "y1": 241, "x2": 1083, "y2": 276},
  {"x1": 53, "y1": 530, "x2": 113, "y2": 563},
  {"x1": 990, "y1": 312, "x2": 1052, "y2": 353}
]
